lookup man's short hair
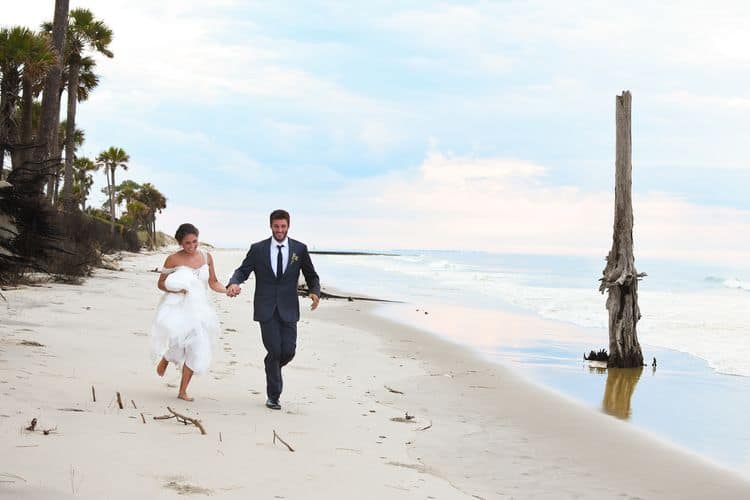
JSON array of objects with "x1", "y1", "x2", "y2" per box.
[{"x1": 269, "y1": 209, "x2": 290, "y2": 225}]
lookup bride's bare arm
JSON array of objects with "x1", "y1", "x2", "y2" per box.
[
  {"x1": 157, "y1": 254, "x2": 183, "y2": 293},
  {"x1": 207, "y1": 253, "x2": 227, "y2": 294}
]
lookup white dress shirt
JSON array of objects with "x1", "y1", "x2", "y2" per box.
[{"x1": 271, "y1": 237, "x2": 289, "y2": 276}]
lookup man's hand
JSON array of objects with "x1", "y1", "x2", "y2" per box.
[
  {"x1": 310, "y1": 293, "x2": 320, "y2": 311},
  {"x1": 226, "y1": 284, "x2": 241, "y2": 297}
]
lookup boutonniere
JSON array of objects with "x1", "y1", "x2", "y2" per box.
[{"x1": 291, "y1": 253, "x2": 299, "y2": 263}]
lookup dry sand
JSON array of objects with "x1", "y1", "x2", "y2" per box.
[{"x1": 1, "y1": 249, "x2": 749, "y2": 499}]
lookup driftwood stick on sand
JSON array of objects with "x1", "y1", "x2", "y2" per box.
[
  {"x1": 166, "y1": 407, "x2": 206, "y2": 435},
  {"x1": 140, "y1": 413, "x2": 146, "y2": 424},
  {"x1": 91, "y1": 385, "x2": 96, "y2": 402},
  {"x1": 384, "y1": 385, "x2": 404, "y2": 395},
  {"x1": 0, "y1": 472, "x2": 26, "y2": 483},
  {"x1": 131, "y1": 399, "x2": 137, "y2": 409},
  {"x1": 417, "y1": 420, "x2": 433, "y2": 431},
  {"x1": 273, "y1": 430, "x2": 295, "y2": 452},
  {"x1": 116, "y1": 392, "x2": 123, "y2": 409}
]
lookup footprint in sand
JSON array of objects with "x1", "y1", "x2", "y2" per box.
[{"x1": 162, "y1": 477, "x2": 213, "y2": 496}]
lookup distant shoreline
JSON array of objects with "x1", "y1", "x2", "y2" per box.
[{"x1": 309, "y1": 250, "x2": 398, "y2": 256}]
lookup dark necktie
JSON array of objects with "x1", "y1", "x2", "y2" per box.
[{"x1": 276, "y1": 245, "x2": 284, "y2": 280}]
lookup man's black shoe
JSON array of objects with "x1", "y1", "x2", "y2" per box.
[{"x1": 265, "y1": 399, "x2": 281, "y2": 410}]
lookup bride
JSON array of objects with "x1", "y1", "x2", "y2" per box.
[{"x1": 151, "y1": 223, "x2": 226, "y2": 401}]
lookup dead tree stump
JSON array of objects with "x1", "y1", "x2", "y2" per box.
[{"x1": 599, "y1": 91, "x2": 645, "y2": 368}]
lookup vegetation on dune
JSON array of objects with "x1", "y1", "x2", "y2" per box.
[{"x1": 1, "y1": 1, "x2": 169, "y2": 286}]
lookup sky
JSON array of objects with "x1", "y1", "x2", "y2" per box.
[{"x1": 7, "y1": 1, "x2": 750, "y2": 263}]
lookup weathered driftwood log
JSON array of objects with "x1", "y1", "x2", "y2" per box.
[
  {"x1": 297, "y1": 284, "x2": 399, "y2": 303},
  {"x1": 599, "y1": 91, "x2": 645, "y2": 368}
]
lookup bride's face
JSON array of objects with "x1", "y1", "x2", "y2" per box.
[{"x1": 180, "y1": 233, "x2": 199, "y2": 254}]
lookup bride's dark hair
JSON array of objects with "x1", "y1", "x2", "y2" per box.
[{"x1": 175, "y1": 223, "x2": 199, "y2": 243}]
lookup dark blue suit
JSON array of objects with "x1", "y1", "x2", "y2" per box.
[{"x1": 229, "y1": 237, "x2": 320, "y2": 401}]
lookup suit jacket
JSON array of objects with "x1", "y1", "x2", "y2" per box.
[{"x1": 228, "y1": 237, "x2": 321, "y2": 323}]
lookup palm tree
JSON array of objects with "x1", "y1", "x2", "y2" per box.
[
  {"x1": 16, "y1": 31, "x2": 56, "y2": 171},
  {"x1": 40, "y1": 30, "x2": 98, "y2": 199},
  {"x1": 95, "y1": 146, "x2": 129, "y2": 235},
  {"x1": 58, "y1": 55, "x2": 98, "y2": 102},
  {"x1": 60, "y1": 8, "x2": 113, "y2": 211},
  {"x1": 0, "y1": 26, "x2": 31, "y2": 179},
  {"x1": 134, "y1": 183, "x2": 167, "y2": 249},
  {"x1": 33, "y1": 0, "x2": 69, "y2": 197},
  {"x1": 49, "y1": 119, "x2": 84, "y2": 203},
  {"x1": 72, "y1": 155, "x2": 96, "y2": 210},
  {"x1": 114, "y1": 179, "x2": 141, "y2": 210}
]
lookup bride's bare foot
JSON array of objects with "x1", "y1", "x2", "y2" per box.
[
  {"x1": 177, "y1": 393, "x2": 194, "y2": 402},
  {"x1": 156, "y1": 358, "x2": 168, "y2": 377}
]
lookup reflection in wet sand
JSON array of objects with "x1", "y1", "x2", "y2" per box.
[{"x1": 602, "y1": 367, "x2": 643, "y2": 420}]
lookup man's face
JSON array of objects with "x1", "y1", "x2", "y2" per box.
[{"x1": 271, "y1": 219, "x2": 289, "y2": 242}]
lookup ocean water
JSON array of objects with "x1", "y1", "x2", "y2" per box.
[
  {"x1": 311, "y1": 250, "x2": 750, "y2": 473},
  {"x1": 313, "y1": 250, "x2": 750, "y2": 377}
]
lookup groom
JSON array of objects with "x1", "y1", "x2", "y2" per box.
[{"x1": 226, "y1": 209, "x2": 320, "y2": 410}]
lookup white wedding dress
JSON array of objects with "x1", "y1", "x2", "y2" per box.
[{"x1": 150, "y1": 251, "x2": 219, "y2": 374}]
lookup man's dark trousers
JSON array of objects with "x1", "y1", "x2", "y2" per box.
[
  {"x1": 260, "y1": 308, "x2": 297, "y2": 401},
  {"x1": 228, "y1": 236, "x2": 321, "y2": 404}
]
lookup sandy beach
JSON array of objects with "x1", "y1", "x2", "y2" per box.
[{"x1": 2, "y1": 249, "x2": 750, "y2": 499}]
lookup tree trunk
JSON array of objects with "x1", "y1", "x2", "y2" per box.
[
  {"x1": 31, "y1": 0, "x2": 69, "y2": 195},
  {"x1": 0, "y1": 68, "x2": 21, "y2": 180},
  {"x1": 104, "y1": 165, "x2": 111, "y2": 215},
  {"x1": 109, "y1": 167, "x2": 116, "y2": 235},
  {"x1": 0, "y1": 75, "x2": 8, "y2": 179},
  {"x1": 53, "y1": 171, "x2": 61, "y2": 204},
  {"x1": 599, "y1": 91, "x2": 645, "y2": 368},
  {"x1": 61, "y1": 58, "x2": 79, "y2": 212},
  {"x1": 46, "y1": 173, "x2": 56, "y2": 201},
  {"x1": 16, "y1": 75, "x2": 35, "y2": 170}
]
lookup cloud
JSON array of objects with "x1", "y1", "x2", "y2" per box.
[
  {"x1": 8, "y1": 1, "x2": 750, "y2": 259},
  {"x1": 14, "y1": 0, "x2": 409, "y2": 153},
  {"x1": 143, "y1": 149, "x2": 750, "y2": 266},
  {"x1": 419, "y1": 153, "x2": 545, "y2": 183},
  {"x1": 385, "y1": 1, "x2": 750, "y2": 71},
  {"x1": 296, "y1": 152, "x2": 750, "y2": 264},
  {"x1": 657, "y1": 91, "x2": 750, "y2": 112}
]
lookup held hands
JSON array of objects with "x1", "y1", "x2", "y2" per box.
[
  {"x1": 310, "y1": 293, "x2": 320, "y2": 311},
  {"x1": 226, "y1": 284, "x2": 241, "y2": 297}
]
